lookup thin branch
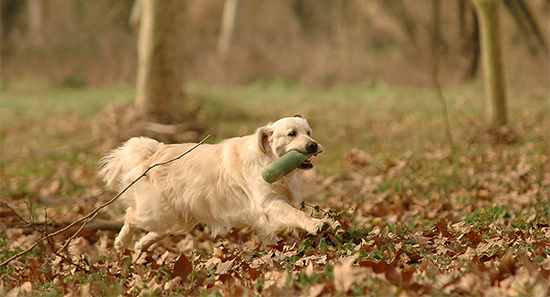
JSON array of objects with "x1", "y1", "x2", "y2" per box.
[
  {"x1": 0, "y1": 242, "x2": 39, "y2": 267},
  {"x1": 432, "y1": 47, "x2": 456, "y2": 151},
  {"x1": 0, "y1": 201, "x2": 39, "y2": 268},
  {"x1": 56, "y1": 204, "x2": 103, "y2": 254},
  {"x1": 301, "y1": 201, "x2": 327, "y2": 215},
  {"x1": 25, "y1": 201, "x2": 35, "y2": 227},
  {"x1": 0, "y1": 134, "x2": 211, "y2": 268},
  {"x1": 47, "y1": 234, "x2": 87, "y2": 272},
  {"x1": 43, "y1": 209, "x2": 87, "y2": 272},
  {"x1": 0, "y1": 201, "x2": 30, "y2": 225}
]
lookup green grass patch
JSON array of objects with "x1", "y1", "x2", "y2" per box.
[{"x1": 1, "y1": 77, "x2": 134, "y2": 120}]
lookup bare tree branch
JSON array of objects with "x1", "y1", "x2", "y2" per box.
[
  {"x1": 0, "y1": 201, "x2": 30, "y2": 226},
  {"x1": 432, "y1": 48, "x2": 456, "y2": 151}
]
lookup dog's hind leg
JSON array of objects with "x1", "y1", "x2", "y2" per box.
[
  {"x1": 114, "y1": 223, "x2": 137, "y2": 252},
  {"x1": 114, "y1": 207, "x2": 139, "y2": 252},
  {"x1": 134, "y1": 231, "x2": 169, "y2": 251},
  {"x1": 134, "y1": 220, "x2": 198, "y2": 251}
]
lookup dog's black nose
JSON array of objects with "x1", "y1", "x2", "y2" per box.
[{"x1": 306, "y1": 141, "x2": 318, "y2": 154}]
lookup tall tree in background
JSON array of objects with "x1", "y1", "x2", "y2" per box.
[
  {"x1": 217, "y1": 0, "x2": 239, "y2": 57},
  {"x1": 459, "y1": 0, "x2": 480, "y2": 81},
  {"x1": 28, "y1": 0, "x2": 44, "y2": 45},
  {"x1": 431, "y1": 0, "x2": 442, "y2": 58},
  {"x1": 471, "y1": 0, "x2": 507, "y2": 126},
  {"x1": 432, "y1": 0, "x2": 455, "y2": 149},
  {"x1": 133, "y1": 0, "x2": 185, "y2": 124}
]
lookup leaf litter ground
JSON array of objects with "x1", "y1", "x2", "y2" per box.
[{"x1": 1, "y1": 105, "x2": 549, "y2": 296}]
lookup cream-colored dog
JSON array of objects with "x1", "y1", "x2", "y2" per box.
[{"x1": 100, "y1": 114, "x2": 326, "y2": 251}]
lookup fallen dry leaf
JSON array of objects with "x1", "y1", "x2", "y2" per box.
[{"x1": 172, "y1": 253, "x2": 193, "y2": 282}]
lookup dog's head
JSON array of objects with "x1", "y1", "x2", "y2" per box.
[{"x1": 256, "y1": 114, "x2": 323, "y2": 169}]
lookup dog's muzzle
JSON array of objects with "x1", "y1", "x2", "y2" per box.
[
  {"x1": 298, "y1": 141, "x2": 322, "y2": 169},
  {"x1": 306, "y1": 141, "x2": 319, "y2": 154}
]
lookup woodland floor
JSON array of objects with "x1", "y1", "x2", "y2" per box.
[{"x1": 1, "y1": 79, "x2": 549, "y2": 296}]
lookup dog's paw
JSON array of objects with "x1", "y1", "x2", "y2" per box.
[
  {"x1": 114, "y1": 235, "x2": 130, "y2": 252},
  {"x1": 320, "y1": 219, "x2": 332, "y2": 232},
  {"x1": 303, "y1": 218, "x2": 331, "y2": 235},
  {"x1": 134, "y1": 239, "x2": 149, "y2": 251},
  {"x1": 324, "y1": 218, "x2": 340, "y2": 230}
]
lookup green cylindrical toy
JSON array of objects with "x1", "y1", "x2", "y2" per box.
[{"x1": 262, "y1": 150, "x2": 309, "y2": 183}]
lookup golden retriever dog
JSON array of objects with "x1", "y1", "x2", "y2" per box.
[{"x1": 100, "y1": 114, "x2": 327, "y2": 251}]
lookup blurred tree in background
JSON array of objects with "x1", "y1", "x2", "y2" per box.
[
  {"x1": 471, "y1": 0, "x2": 508, "y2": 126},
  {"x1": 217, "y1": 0, "x2": 239, "y2": 57},
  {"x1": 1, "y1": 0, "x2": 547, "y2": 124},
  {"x1": 132, "y1": 0, "x2": 185, "y2": 124}
]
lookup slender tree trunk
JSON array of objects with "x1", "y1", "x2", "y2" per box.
[
  {"x1": 459, "y1": 0, "x2": 467, "y2": 39},
  {"x1": 129, "y1": 0, "x2": 141, "y2": 30},
  {"x1": 135, "y1": 0, "x2": 185, "y2": 123},
  {"x1": 465, "y1": 10, "x2": 480, "y2": 81},
  {"x1": 431, "y1": 0, "x2": 442, "y2": 58},
  {"x1": 459, "y1": 0, "x2": 480, "y2": 81},
  {"x1": 432, "y1": 0, "x2": 455, "y2": 149},
  {"x1": 217, "y1": 0, "x2": 239, "y2": 57},
  {"x1": 471, "y1": 0, "x2": 508, "y2": 126},
  {"x1": 28, "y1": 0, "x2": 44, "y2": 45},
  {"x1": 1, "y1": 0, "x2": 22, "y2": 55}
]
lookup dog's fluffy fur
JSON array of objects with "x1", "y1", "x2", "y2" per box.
[{"x1": 100, "y1": 114, "x2": 326, "y2": 251}]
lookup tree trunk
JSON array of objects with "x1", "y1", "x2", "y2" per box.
[
  {"x1": 431, "y1": 0, "x2": 442, "y2": 58},
  {"x1": 459, "y1": 0, "x2": 480, "y2": 81},
  {"x1": 459, "y1": 0, "x2": 467, "y2": 39},
  {"x1": 135, "y1": 0, "x2": 185, "y2": 124},
  {"x1": 217, "y1": 0, "x2": 239, "y2": 57},
  {"x1": 28, "y1": 0, "x2": 44, "y2": 45},
  {"x1": 471, "y1": 0, "x2": 508, "y2": 126},
  {"x1": 431, "y1": 0, "x2": 455, "y2": 149}
]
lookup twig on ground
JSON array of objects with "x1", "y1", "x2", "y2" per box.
[
  {"x1": 0, "y1": 134, "x2": 211, "y2": 268},
  {"x1": 301, "y1": 201, "x2": 327, "y2": 215}
]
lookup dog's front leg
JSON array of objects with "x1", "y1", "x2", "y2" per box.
[{"x1": 261, "y1": 199, "x2": 328, "y2": 237}]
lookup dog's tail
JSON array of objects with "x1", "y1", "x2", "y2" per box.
[{"x1": 99, "y1": 137, "x2": 161, "y2": 189}]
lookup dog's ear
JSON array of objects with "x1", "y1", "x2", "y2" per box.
[
  {"x1": 293, "y1": 113, "x2": 305, "y2": 119},
  {"x1": 256, "y1": 126, "x2": 272, "y2": 154}
]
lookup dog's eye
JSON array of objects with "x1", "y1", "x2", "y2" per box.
[
  {"x1": 288, "y1": 131, "x2": 296, "y2": 137},
  {"x1": 307, "y1": 131, "x2": 311, "y2": 136}
]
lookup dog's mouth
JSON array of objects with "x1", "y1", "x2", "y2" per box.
[
  {"x1": 298, "y1": 151, "x2": 321, "y2": 170},
  {"x1": 298, "y1": 159, "x2": 314, "y2": 170}
]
